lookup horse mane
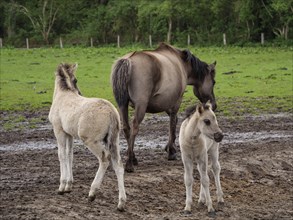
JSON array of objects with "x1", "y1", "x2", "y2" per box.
[
  {"x1": 189, "y1": 54, "x2": 210, "y2": 82},
  {"x1": 56, "y1": 63, "x2": 77, "y2": 91}
]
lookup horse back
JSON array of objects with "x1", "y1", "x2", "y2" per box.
[{"x1": 127, "y1": 50, "x2": 188, "y2": 112}]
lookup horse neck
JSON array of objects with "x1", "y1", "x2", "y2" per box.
[{"x1": 52, "y1": 80, "x2": 77, "y2": 101}]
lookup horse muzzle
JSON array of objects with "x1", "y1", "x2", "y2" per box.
[{"x1": 214, "y1": 132, "x2": 223, "y2": 142}]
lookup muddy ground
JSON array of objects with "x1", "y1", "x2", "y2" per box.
[{"x1": 0, "y1": 110, "x2": 292, "y2": 220}]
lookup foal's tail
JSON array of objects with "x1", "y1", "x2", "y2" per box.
[
  {"x1": 111, "y1": 58, "x2": 131, "y2": 107},
  {"x1": 107, "y1": 111, "x2": 121, "y2": 162}
]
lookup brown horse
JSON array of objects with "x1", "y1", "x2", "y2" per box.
[{"x1": 111, "y1": 43, "x2": 217, "y2": 172}]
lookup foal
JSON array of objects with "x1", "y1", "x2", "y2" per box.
[
  {"x1": 49, "y1": 63, "x2": 126, "y2": 211},
  {"x1": 179, "y1": 102, "x2": 224, "y2": 215}
]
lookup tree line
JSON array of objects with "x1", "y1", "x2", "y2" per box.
[{"x1": 0, "y1": 0, "x2": 292, "y2": 47}]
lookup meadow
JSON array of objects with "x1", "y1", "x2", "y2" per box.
[{"x1": 0, "y1": 46, "x2": 292, "y2": 116}]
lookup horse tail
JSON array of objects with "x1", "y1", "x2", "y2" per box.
[
  {"x1": 111, "y1": 58, "x2": 131, "y2": 107},
  {"x1": 106, "y1": 110, "x2": 121, "y2": 162}
]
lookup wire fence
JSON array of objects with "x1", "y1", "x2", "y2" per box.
[{"x1": 0, "y1": 32, "x2": 270, "y2": 49}]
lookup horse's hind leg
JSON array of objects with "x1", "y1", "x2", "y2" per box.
[
  {"x1": 111, "y1": 150, "x2": 126, "y2": 211},
  {"x1": 197, "y1": 152, "x2": 215, "y2": 214},
  {"x1": 125, "y1": 104, "x2": 146, "y2": 172},
  {"x1": 120, "y1": 105, "x2": 137, "y2": 166},
  {"x1": 210, "y1": 142, "x2": 224, "y2": 203},
  {"x1": 65, "y1": 136, "x2": 73, "y2": 193},
  {"x1": 87, "y1": 143, "x2": 110, "y2": 201}
]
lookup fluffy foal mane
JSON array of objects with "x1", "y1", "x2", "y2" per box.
[{"x1": 56, "y1": 63, "x2": 77, "y2": 91}]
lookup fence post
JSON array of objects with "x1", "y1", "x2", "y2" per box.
[
  {"x1": 26, "y1": 38, "x2": 29, "y2": 49},
  {"x1": 117, "y1": 35, "x2": 120, "y2": 48},
  {"x1": 90, "y1": 37, "x2": 93, "y2": 47},
  {"x1": 223, "y1": 33, "x2": 227, "y2": 46},
  {"x1": 149, "y1": 35, "x2": 152, "y2": 48},
  {"x1": 187, "y1": 34, "x2": 190, "y2": 46},
  {"x1": 261, "y1": 33, "x2": 264, "y2": 45},
  {"x1": 59, "y1": 37, "x2": 63, "y2": 48},
  {"x1": 0, "y1": 38, "x2": 2, "y2": 48}
]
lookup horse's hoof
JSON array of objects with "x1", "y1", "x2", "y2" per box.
[
  {"x1": 117, "y1": 206, "x2": 125, "y2": 212},
  {"x1": 57, "y1": 190, "x2": 65, "y2": 195},
  {"x1": 125, "y1": 166, "x2": 134, "y2": 173},
  {"x1": 64, "y1": 190, "x2": 72, "y2": 194},
  {"x1": 132, "y1": 157, "x2": 138, "y2": 166},
  {"x1": 88, "y1": 195, "x2": 96, "y2": 202},
  {"x1": 168, "y1": 153, "x2": 177, "y2": 160},
  {"x1": 208, "y1": 210, "x2": 216, "y2": 218},
  {"x1": 183, "y1": 210, "x2": 192, "y2": 215}
]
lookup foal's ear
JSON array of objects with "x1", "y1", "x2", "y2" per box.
[
  {"x1": 196, "y1": 104, "x2": 204, "y2": 114},
  {"x1": 204, "y1": 100, "x2": 212, "y2": 109},
  {"x1": 71, "y1": 63, "x2": 78, "y2": 73}
]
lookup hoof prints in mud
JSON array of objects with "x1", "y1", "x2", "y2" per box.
[{"x1": 0, "y1": 113, "x2": 292, "y2": 219}]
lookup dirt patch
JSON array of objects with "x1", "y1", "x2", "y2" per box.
[{"x1": 0, "y1": 111, "x2": 293, "y2": 219}]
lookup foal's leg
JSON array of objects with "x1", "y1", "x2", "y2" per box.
[
  {"x1": 65, "y1": 136, "x2": 73, "y2": 192},
  {"x1": 209, "y1": 142, "x2": 224, "y2": 203},
  {"x1": 54, "y1": 128, "x2": 68, "y2": 194},
  {"x1": 111, "y1": 148, "x2": 127, "y2": 211},
  {"x1": 197, "y1": 151, "x2": 215, "y2": 214},
  {"x1": 182, "y1": 151, "x2": 194, "y2": 214},
  {"x1": 87, "y1": 142, "x2": 110, "y2": 201}
]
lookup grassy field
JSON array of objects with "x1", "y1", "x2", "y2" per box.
[{"x1": 1, "y1": 46, "x2": 292, "y2": 117}]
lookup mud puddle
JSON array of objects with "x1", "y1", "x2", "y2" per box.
[{"x1": 1, "y1": 130, "x2": 291, "y2": 151}]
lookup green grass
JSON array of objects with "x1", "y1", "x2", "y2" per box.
[{"x1": 0, "y1": 46, "x2": 292, "y2": 116}]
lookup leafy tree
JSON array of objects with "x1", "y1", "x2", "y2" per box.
[{"x1": 15, "y1": 0, "x2": 59, "y2": 44}]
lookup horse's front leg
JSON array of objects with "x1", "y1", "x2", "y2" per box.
[
  {"x1": 54, "y1": 128, "x2": 68, "y2": 194},
  {"x1": 165, "y1": 111, "x2": 178, "y2": 160},
  {"x1": 209, "y1": 142, "x2": 224, "y2": 204}
]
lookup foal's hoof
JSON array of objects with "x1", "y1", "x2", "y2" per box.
[
  {"x1": 117, "y1": 206, "x2": 125, "y2": 212},
  {"x1": 183, "y1": 210, "x2": 192, "y2": 215},
  {"x1": 168, "y1": 153, "x2": 177, "y2": 161},
  {"x1": 88, "y1": 195, "x2": 96, "y2": 202},
  {"x1": 208, "y1": 211, "x2": 216, "y2": 218},
  {"x1": 57, "y1": 190, "x2": 65, "y2": 195}
]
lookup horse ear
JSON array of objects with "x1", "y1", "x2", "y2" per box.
[
  {"x1": 71, "y1": 63, "x2": 78, "y2": 74},
  {"x1": 57, "y1": 63, "x2": 67, "y2": 77},
  {"x1": 209, "y1": 62, "x2": 216, "y2": 70},
  {"x1": 204, "y1": 101, "x2": 212, "y2": 110},
  {"x1": 196, "y1": 104, "x2": 204, "y2": 114}
]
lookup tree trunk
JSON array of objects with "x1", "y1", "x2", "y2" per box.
[{"x1": 167, "y1": 17, "x2": 172, "y2": 43}]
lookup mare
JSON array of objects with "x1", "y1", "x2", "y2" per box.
[
  {"x1": 111, "y1": 43, "x2": 217, "y2": 172},
  {"x1": 49, "y1": 63, "x2": 126, "y2": 211},
  {"x1": 179, "y1": 101, "x2": 224, "y2": 215}
]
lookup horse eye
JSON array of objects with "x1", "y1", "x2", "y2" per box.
[
  {"x1": 204, "y1": 119, "x2": 211, "y2": 126},
  {"x1": 73, "y1": 79, "x2": 77, "y2": 84}
]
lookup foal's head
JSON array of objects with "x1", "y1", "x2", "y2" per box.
[
  {"x1": 185, "y1": 101, "x2": 223, "y2": 142},
  {"x1": 56, "y1": 63, "x2": 81, "y2": 95}
]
